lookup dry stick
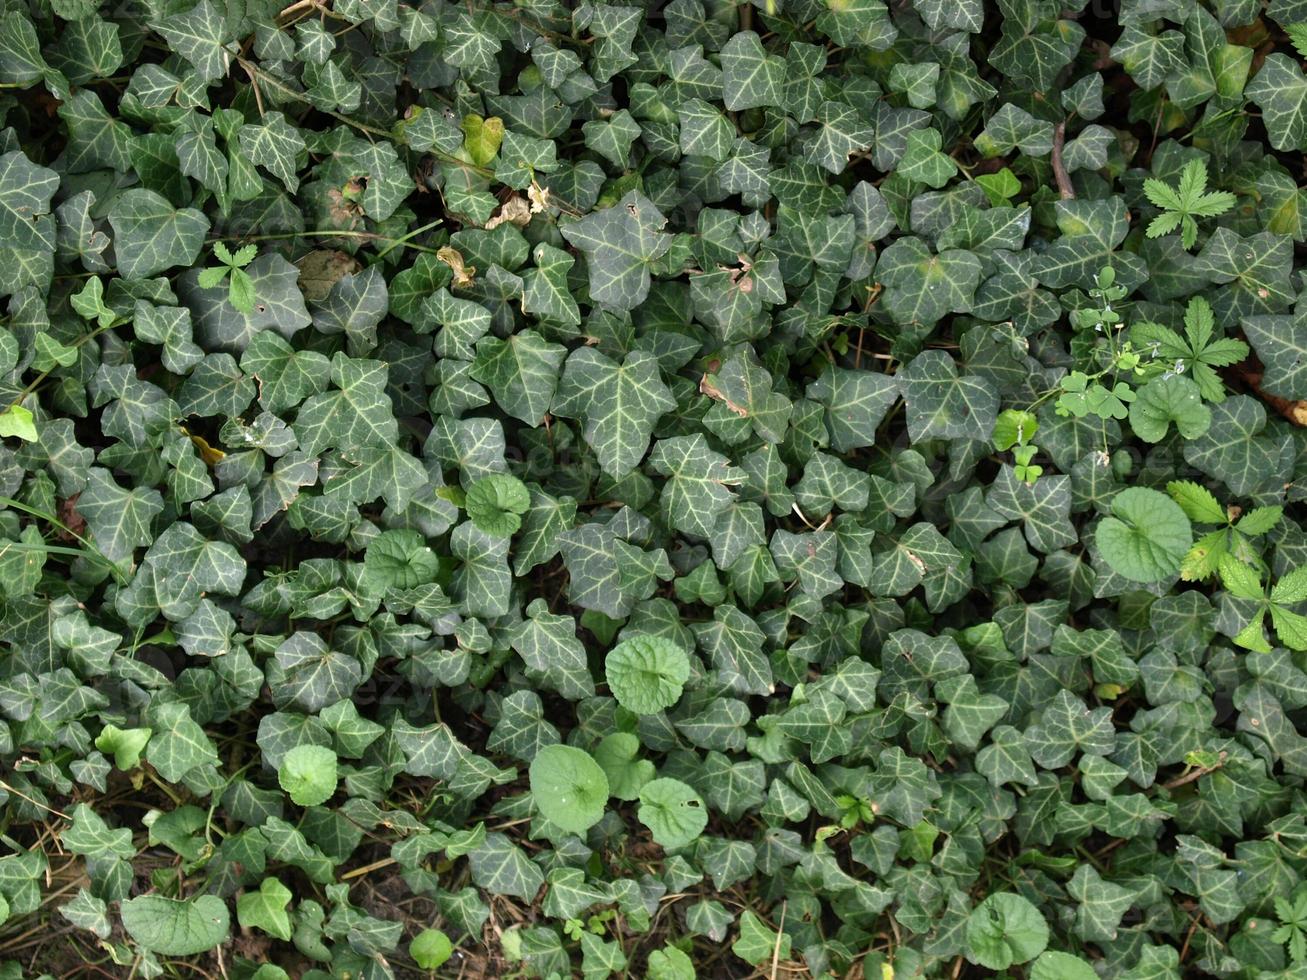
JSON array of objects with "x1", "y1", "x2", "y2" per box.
[
  {"x1": 341, "y1": 856, "x2": 398, "y2": 879},
  {"x1": 1161, "y1": 752, "x2": 1227, "y2": 791},
  {"x1": 769, "y1": 901, "x2": 788, "y2": 980},
  {"x1": 1052, "y1": 120, "x2": 1075, "y2": 201}
]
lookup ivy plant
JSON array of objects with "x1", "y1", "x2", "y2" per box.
[{"x1": 1, "y1": 0, "x2": 1307, "y2": 977}]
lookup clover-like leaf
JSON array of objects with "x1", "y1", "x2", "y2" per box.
[
  {"x1": 606, "y1": 636, "x2": 691, "y2": 714},
  {"x1": 965, "y1": 893, "x2": 1049, "y2": 971},
  {"x1": 363, "y1": 528, "x2": 440, "y2": 591},
  {"x1": 528, "y1": 744, "x2": 609, "y2": 835},
  {"x1": 121, "y1": 894, "x2": 230, "y2": 956},
  {"x1": 465, "y1": 473, "x2": 531, "y2": 537},
  {"x1": 1096, "y1": 487, "x2": 1192, "y2": 582},
  {"x1": 277, "y1": 744, "x2": 338, "y2": 806},
  {"x1": 638, "y1": 778, "x2": 708, "y2": 848}
]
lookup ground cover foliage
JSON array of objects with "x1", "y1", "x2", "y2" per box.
[{"x1": 5, "y1": 0, "x2": 1307, "y2": 974}]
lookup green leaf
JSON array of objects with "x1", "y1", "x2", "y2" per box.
[
  {"x1": 465, "y1": 473, "x2": 531, "y2": 537},
  {"x1": 470, "y1": 331, "x2": 565, "y2": 426},
  {"x1": 95, "y1": 725, "x2": 152, "y2": 771},
  {"x1": 560, "y1": 191, "x2": 671, "y2": 311},
  {"x1": 0, "y1": 405, "x2": 37, "y2": 443},
  {"x1": 277, "y1": 744, "x2": 338, "y2": 806},
  {"x1": 528, "y1": 744, "x2": 609, "y2": 835},
  {"x1": 1166, "y1": 480, "x2": 1227, "y2": 524},
  {"x1": 121, "y1": 894, "x2": 230, "y2": 956},
  {"x1": 0, "y1": 151, "x2": 58, "y2": 254},
  {"x1": 1096, "y1": 487, "x2": 1191, "y2": 582},
  {"x1": 638, "y1": 778, "x2": 708, "y2": 848},
  {"x1": 965, "y1": 893, "x2": 1049, "y2": 970},
  {"x1": 1247, "y1": 54, "x2": 1307, "y2": 151},
  {"x1": 411, "y1": 928, "x2": 454, "y2": 969},
  {"x1": 1243, "y1": 310, "x2": 1307, "y2": 400},
  {"x1": 727, "y1": 914, "x2": 791, "y2": 971},
  {"x1": 1030, "y1": 951, "x2": 1098, "y2": 980},
  {"x1": 237, "y1": 878, "x2": 293, "y2": 941},
  {"x1": 363, "y1": 528, "x2": 440, "y2": 591},
  {"x1": 1129, "y1": 375, "x2": 1211, "y2": 443},
  {"x1": 647, "y1": 945, "x2": 696, "y2": 980},
  {"x1": 554, "y1": 348, "x2": 676, "y2": 479},
  {"x1": 606, "y1": 635, "x2": 691, "y2": 714},
  {"x1": 593, "y1": 732, "x2": 654, "y2": 801},
  {"x1": 108, "y1": 189, "x2": 209, "y2": 281}
]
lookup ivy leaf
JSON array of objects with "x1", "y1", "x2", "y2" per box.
[
  {"x1": 522, "y1": 243, "x2": 580, "y2": 327},
  {"x1": 1246, "y1": 54, "x2": 1307, "y2": 152},
  {"x1": 78, "y1": 468, "x2": 164, "y2": 563},
  {"x1": 108, "y1": 189, "x2": 208, "y2": 280},
  {"x1": 1024, "y1": 689, "x2": 1114, "y2": 769},
  {"x1": 294, "y1": 353, "x2": 397, "y2": 455},
  {"x1": 560, "y1": 191, "x2": 671, "y2": 311},
  {"x1": 509, "y1": 598, "x2": 595, "y2": 700},
  {"x1": 554, "y1": 348, "x2": 676, "y2": 479},
  {"x1": 0, "y1": 151, "x2": 58, "y2": 253},
  {"x1": 1243, "y1": 310, "x2": 1307, "y2": 400},
  {"x1": 153, "y1": 0, "x2": 230, "y2": 82},
  {"x1": 451, "y1": 522, "x2": 511, "y2": 618},
  {"x1": 878, "y1": 239, "x2": 981, "y2": 327},
  {"x1": 470, "y1": 330, "x2": 565, "y2": 426},
  {"x1": 237, "y1": 878, "x2": 293, "y2": 940},
  {"x1": 183, "y1": 254, "x2": 312, "y2": 353},
  {"x1": 649, "y1": 434, "x2": 745, "y2": 540},
  {"x1": 901, "y1": 350, "x2": 999, "y2": 442},
  {"x1": 121, "y1": 894, "x2": 230, "y2": 956},
  {"x1": 239, "y1": 114, "x2": 306, "y2": 193},
  {"x1": 720, "y1": 31, "x2": 784, "y2": 110},
  {"x1": 140, "y1": 522, "x2": 246, "y2": 619}
]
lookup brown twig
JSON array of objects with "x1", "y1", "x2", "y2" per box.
[
  {"x1": 1231, "y1": 359, "x2": 1307, "y2": 427},
  {"x1": 1162, "y1": 752, "x2": 1227, "y2": 791},
  {"x1": 1052, "y1": 120, "x2": 1075, "y2": 200}
]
